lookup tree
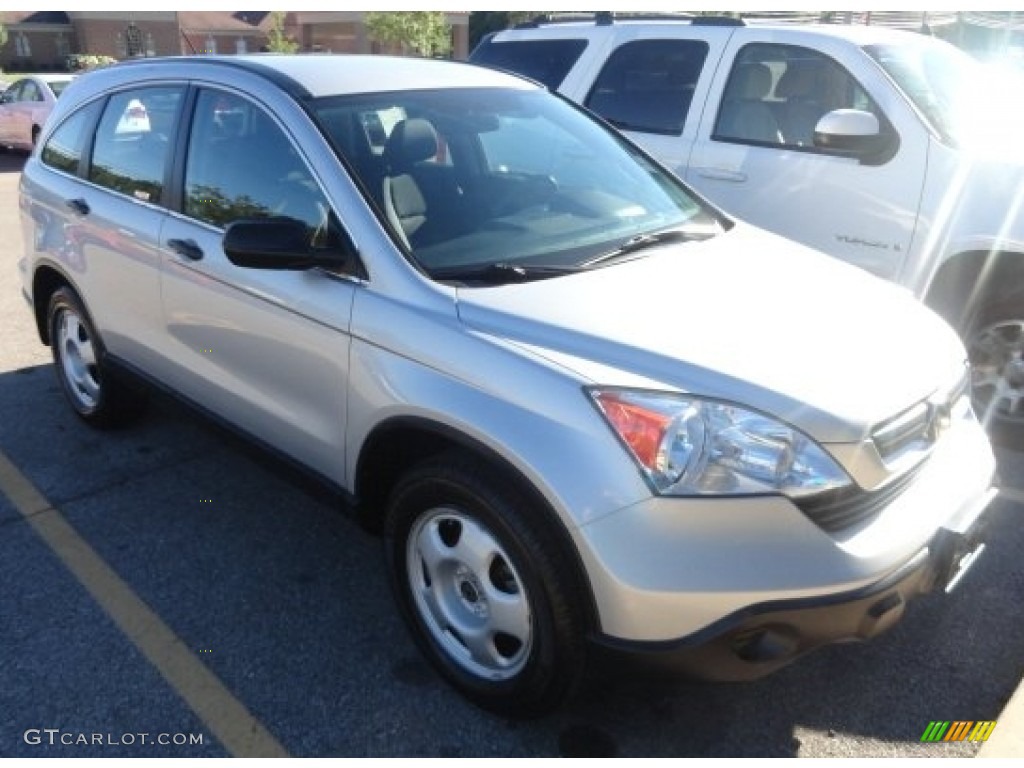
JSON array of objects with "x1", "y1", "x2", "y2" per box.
[
  {"x1": 364, "y1": 12, "x2": 451, "y2": 58},
  {"x1": 469, "y1": 12, "x2": 537, "y2": 50},
  {"x1": 266, "y1": 11, "x2": 299, "y2": 53},
  {"x1": 0, "y1": 22, "x2": 7, "y2": 62}
]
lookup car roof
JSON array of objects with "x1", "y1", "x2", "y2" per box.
[
  {"x1": 116, "y1": 54, "x2": 539, "y2": 98},
  {"x1": 30, "y1": 73, "x2": 75, "y2": 83},
  {"x1": 489, "y1": 20, "x2": 929, "y2": 48}
]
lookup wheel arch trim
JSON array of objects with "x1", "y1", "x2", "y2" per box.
[{"x1": 355, "y1": 413, "x2": 601, "y2": 634}]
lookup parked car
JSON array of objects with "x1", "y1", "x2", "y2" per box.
[
  {"x1": 471, "y1": 15, "x2": 1024, "y2": 446},
  {"x1": 0, "y1": 74, "x2": 74, "y2": 152},
  {"x1": 19, "y1": 55, "x2": 996, "y2": 716}
]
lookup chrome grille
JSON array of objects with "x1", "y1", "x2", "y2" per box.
[
  {"x1": 871, "y1": 366, "x2": 970, "y2": 465},
  {"x1": 796, "y1": 462, "x2": 923, "y2": 533}
]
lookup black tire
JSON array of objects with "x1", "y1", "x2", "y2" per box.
[
  {"x1": 966, "y1": 298, "x2": 1024, "y2": 450},
  {"x1": 384, "y1": 452, "x2": 588, "y2": 717},
  {"x1": 47, "y1": 287, "x2": 146, "y2": 428}
]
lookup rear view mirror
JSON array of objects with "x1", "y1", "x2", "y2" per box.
[
  {"x1": 813, "y1": 109, "x2": 898, "y2": 165},
  {"x1": 223, "y1": 217, "x2": 359, "y2": 273}
]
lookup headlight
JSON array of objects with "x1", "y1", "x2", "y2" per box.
[{"x1": 590, "y1": 388, "x2": 851, "y2": 498}]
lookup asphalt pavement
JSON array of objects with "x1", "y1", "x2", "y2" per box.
[{"x1": 1, "y1": 149, "x2": 1021, "y2": 758}]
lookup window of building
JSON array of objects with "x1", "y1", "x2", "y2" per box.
[
  {"x1": 15, "y1": 33, "x2": 32, "y2": 58},
  {"x1": 125, "y1": 23, "x2": 143, "y2": 57},
  {"x1": 235, "y1": 37, "x2": 247, "y2": 55}
]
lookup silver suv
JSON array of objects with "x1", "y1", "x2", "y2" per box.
[{"x1": 18, "y1": 55, "x2": 997, "y2": 716}]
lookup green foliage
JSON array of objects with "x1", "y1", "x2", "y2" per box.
[
  {"x1": 67, "y1": 54, "x2": 118, "y2": 71},
  {"x1": 468, "y1": 13, "x2": 563, "y2": 50},
  {"x1": 0, "y1": 22, "x2": 7, "y2": 53},
  {"x1": 267, "y1": 11, "x2": 299, "y2": 54},
  {"x1": 364, "y1": 12, "x2": 452, "y2": 58}
]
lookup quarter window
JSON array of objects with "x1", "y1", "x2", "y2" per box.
[
  {"x1": 714, "y1": 43, "x2": 878, "y2": 148},
  {"x1": 584, "y1": 39, "x2": 709, "y2": 136},
  {"x1": 183, "y1": 89, "x2": 333, "y2": 249},
  {"x1": 88, "y1": 87, "x2": 184, "y2": 203},
  {"x1": 41, "y1": 100, "x2": 103, "y2": 175},
  {"x1": 470, "y1": 38, "x2": 587, "y2": 90}
]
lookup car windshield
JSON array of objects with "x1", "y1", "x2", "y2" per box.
[
  {"x1": 865, "y1": 39, "x2": 1024, "y2": 146},
  {"x1": 312, "y1": 87, "x2": 721, "y2": 282},
  {"x1": 49, "y1": 79, "x2": 72, "y2": 98}
]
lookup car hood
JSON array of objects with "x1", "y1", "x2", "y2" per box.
[{"x1": 455, "y1": 225, "x2": 967, "y2": 443}]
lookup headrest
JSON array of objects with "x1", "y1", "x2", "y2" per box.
[
  {"x1": 732, "y1": 62, "x2": 773, "y2": 100},
  {"x1": 384, "y1": 118, "x2": 438, "y2": 172},
  {"x1": 776, "y1": 62, "x2": 819, "y2": 100}
]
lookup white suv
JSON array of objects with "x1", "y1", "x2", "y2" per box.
[
  {"x1": 19, "y1": 54, "x2": 996, "y2": 716},
  {"x1": 472, "y1": 16, "x2": 1024, "y2": 445}
]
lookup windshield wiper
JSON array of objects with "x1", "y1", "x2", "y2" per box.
[
  {"x1": 581, "y1": 226, "x2": 717, "y2": 269},
  {"x1": 432, "y1": 261, "x2": 580, "y2": 286}
]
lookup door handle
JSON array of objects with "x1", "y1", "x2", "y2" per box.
[
  {"x1": 65, "y1": 198, "x2": 90, "y2": 215},
  {"x1": 693, "y1": 168, "x2": 748, "y2": 183},
  {"x1": 167, "y1": 238, "x2": 204, "y2": 261}
]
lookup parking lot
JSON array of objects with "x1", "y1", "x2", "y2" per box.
[{"x1": 0, "y1": 148, "x2": 1021, "y2": 758}]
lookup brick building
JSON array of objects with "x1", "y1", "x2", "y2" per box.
[{"x1": 0, "y1": 11, "x2": 470, "y2": 72}]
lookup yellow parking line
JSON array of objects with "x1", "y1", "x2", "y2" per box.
[{"x1": 0, "y1": 449, "x2": 289, "y2": 758}]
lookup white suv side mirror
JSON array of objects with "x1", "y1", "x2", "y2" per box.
[
  {"x1": 815, "y1": 108, "x2": 879, "y2": 139},
  {"x1": 813, "y1": 109, "x2": 896, "y2": 164}
]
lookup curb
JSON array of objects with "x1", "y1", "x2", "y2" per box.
[{"x1": 978, "y1": 676, "x2": 1024, "y2": 757}]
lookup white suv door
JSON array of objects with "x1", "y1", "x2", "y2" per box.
[{"x1": 687, "y1": 34, "x2": 929, "y2": 282}]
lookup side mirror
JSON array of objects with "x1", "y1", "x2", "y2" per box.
[
  {"x1": 0, "y1": 91, "x2": 12, "y2": 104},
  {"x1": 813, "y1": 109, "x2": 897, "y2": 164},
  {"x1": 223, "y1": 217, "x2": 360, "y2": 273}
]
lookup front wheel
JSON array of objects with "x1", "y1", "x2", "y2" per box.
[
  {"x1": 967, "y1": 299, "x2": 1024, "y2": 449},
  {"x1": 385, "y1": 453, "x2": 587, "y2": 717}
]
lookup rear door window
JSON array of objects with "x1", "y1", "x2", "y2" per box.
[
  {"x1": 88, "y1": 86, "x2": 184, "y2": 204},
  {"x1": 584, "y1": 39, "x2": 709, "y2": 136}
]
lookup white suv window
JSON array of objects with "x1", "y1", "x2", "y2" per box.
[
  {"x1": 715, "y1": 43, "x2": 877, "y2": 149},
  {"x1": 470, "y1": 38, "x2": 588, "y2": 90},
  {"x1": 584, "y1": 39, "x2": 709, "y2": 136}
]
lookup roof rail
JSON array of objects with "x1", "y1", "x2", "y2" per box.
[
  {"x1": 692, "y1": 15, "x2": 745, "y2": 26},
  {"x1": 514, "y1": 12, "x2": 706, "y2": 28}
]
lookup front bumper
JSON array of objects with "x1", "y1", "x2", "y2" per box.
[{"x1": 590, "y1": 486, "x2": 997, "y2": 681}]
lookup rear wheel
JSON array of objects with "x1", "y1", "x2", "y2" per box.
[
  {"x1": 967, "y1": 299, "x2": 1024, "y2": 449},
  {"x1": 47, "y1": 287, "x2": 145, "y2": 428},
  {"x1": 385, "y1": 453, "x2": 587, "y2": 717}
]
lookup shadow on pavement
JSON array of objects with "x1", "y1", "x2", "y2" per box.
[{"x1": 0, "y1": 360, "x2": 1021, "y2": 757}]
